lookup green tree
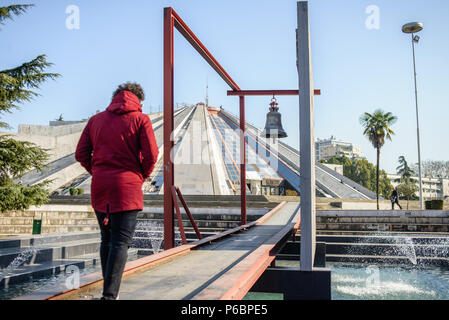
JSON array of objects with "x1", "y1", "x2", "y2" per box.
[
  {"x1": 396, "y1": 156, "x2": 415, "y2": 182},
  {"x1": 360, "y1": 109, "x2": 397, "y2": 210},
  {"x1": 396, "y1": 181, "x2": 419, "y2": 210},
  {"x1": 0, "y1": 4, "x2": 60, "y2": 212}
]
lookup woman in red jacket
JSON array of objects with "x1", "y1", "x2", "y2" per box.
[{"x1": 75, "y1": 82, "x2": 158, "y2": 300}]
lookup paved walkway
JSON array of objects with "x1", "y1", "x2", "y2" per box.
[{"x1": 72, "y1": 202, "x2": 300, "y2": 300}]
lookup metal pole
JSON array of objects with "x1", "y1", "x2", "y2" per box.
[
  {"x1": 163, "y1": 7, "x2": 175, "y2": 249},
  {"x1": 411, "y1": 33, "x2": 424, "y2": 210},
  {"x1": 297, "y1": 1, "x2": 316, "y2": 271},
  {"x1": 240, "y1": 95, "x2": 247, "y2": 225}
]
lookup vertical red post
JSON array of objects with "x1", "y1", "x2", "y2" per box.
[
  {"x1": 240, "y1": 96, "x2": 247, "y2": 225},
  {"x1": 163, "y1": 8, "x2": 175, "y2": 250}
]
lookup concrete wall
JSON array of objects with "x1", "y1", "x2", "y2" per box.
[
  {"x1": 0, "y1": 204, "x2": 269, "y2": 235},
  {"x1": 317, "y1": 210, "x2": 449, "y2": 232},
  {"x1": 2, "y1": 202, "x2": 448, "y2": 235},
  {"x1": 318, "y1": 210, "x2": 449, "y2": 217},
  {"x1": 330, "y1": 201, "x2": 392, "y2": 210},
  {"x1": 49, "y1": 120, "x2": 86, "y2": 126},
  {"x1": 18, "y1": 122, "x2": 86, "y2": 137},
  {"x1": 1, "y1": 127, "x2": 84, "y2": 163},
  {"x1": 0, "y1": 204, "x2": 97, "y2": 235}
]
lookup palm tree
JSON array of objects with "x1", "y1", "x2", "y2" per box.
[
  {"x1": 360, "y1": 109, "x2": 398, "y2": 209},
  {"x1": 396, "y1": 156, "x2": 415, "y2": 182}
]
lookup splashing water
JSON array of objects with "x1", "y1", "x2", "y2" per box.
[
  {"x1": 1, "y1": 247, "x2": 37, "y2": 282},
  {"x1": 137, "y1": 220, "x2": 164, "y2": 254},
  {"x1": 335, "y1": 281, "x2": 437, "y2": 299},
  {"x1": 330, "y1": 263, "x2": 449, "y2": 300},
  {"x1": 390, "y1": 236, "x2": 417, "y2": 265},
  {"x1": 136, "y1": 219, "x2": 186, "y2": 254},
  {"x1": 381, "y1": 233, "x2": 449, "y2": 265}
]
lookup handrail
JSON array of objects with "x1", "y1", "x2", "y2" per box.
[
  {"x1": 171, "y1": 185, "x2": 203, "y2": 244},
  {"x1": 171, "y1": 185, "x2": 187, "y2": 244},
  {"x1": 175, "y1": 186, "x2": 202, "y2": 241}
]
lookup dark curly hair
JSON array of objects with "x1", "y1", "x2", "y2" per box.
[{"x1": 112, "y1": 82, "x2": 145, "y2": 102}]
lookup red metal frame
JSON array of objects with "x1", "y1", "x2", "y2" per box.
[
  {"x1": 164, "y1": 7, "x2": 245, "y2": 249},
  {"x1": 163, "y1": 8, "x2": 319, "y2": 249}
]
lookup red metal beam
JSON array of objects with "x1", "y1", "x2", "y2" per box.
[
  {"x1": 171, "y1": 10, "x2": 240, "y2": 91},
  {"x1": 172, "y1": 186, "x2": 187, "y2": 245},
  {"x1": 163, "y1": 7, "x2": 175, "y2": 250},
  {"x1": 175, "y1": 186, "x2": 202, "y2": 240},
  {"x1": 227, "y1": 89, "x2": 321, "y2": 96}
]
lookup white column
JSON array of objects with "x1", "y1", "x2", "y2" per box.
[{"x1": 297, "y1": 1, "x2": 316, "y2": 271}]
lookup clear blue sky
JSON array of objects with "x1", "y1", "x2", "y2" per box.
[{"x1": 1, "y1": 0, "x2": 448, "y2": 174}]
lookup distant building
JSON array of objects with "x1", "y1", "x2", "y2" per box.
[
  {"x1": 388, "y1": 174, "x2": 449, "y2": 201},
  {"x1": 315, "y1": 136, "x2": 362, "y2": 161}
]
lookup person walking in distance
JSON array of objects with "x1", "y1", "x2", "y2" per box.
[
  {"x1": 391, "y1": 188, "x2": 402, "y2": 210},
  {"x1": 75, "y1": 82, "x2": 159, "y2": 300}
]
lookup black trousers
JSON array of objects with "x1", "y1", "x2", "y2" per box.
[
  {"x1": 391, "y1": 199, "x2": 402, "y2": 210},
  {"x1": 95, "y1": 210, "x2": 139, "y2": 300}
]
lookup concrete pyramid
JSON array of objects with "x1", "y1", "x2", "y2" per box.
[{"x1": 11, "y1": 104, "x2": 376, "y2": 199}]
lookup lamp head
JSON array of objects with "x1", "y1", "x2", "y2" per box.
[{"x1": 402, "y1": 22, "x2": 423, "y2": 34}]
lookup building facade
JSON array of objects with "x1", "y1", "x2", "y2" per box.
[
  {"x1": 315, "y1": 136, "x2": 362, "y2": 161},
  {"x1": 388, "y1": 174, "x2": 449, "y2": 201}
]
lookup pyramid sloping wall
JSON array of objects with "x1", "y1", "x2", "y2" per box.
[{"x1": 15, "y1": 104, "x2": 376, "y2": 199}]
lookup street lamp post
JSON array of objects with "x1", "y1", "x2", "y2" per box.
[{"x1": 402, "y1": 22, "x2": 424, "y2": 210}]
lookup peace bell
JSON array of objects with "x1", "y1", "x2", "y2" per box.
[{"x1": 262, "y1": 96, "x2": 287, "y2": 139}]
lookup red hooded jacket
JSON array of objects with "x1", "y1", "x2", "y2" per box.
[{"x1": 75, "y1": 91, "x2": 159, "y2": 213}]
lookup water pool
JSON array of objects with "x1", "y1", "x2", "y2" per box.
[
  {"x1": 244, "y1": 261, "x2": 449, "y2": 300},
  {"x1": 0, "y1": 265, "x2": 101, "y2": 300},
  {"x1": 330, "y1": 262, "x2": 449, "y2": 300},
  {"x1": 2, "y1": 262, "x2": 448, "y2": 300}
]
